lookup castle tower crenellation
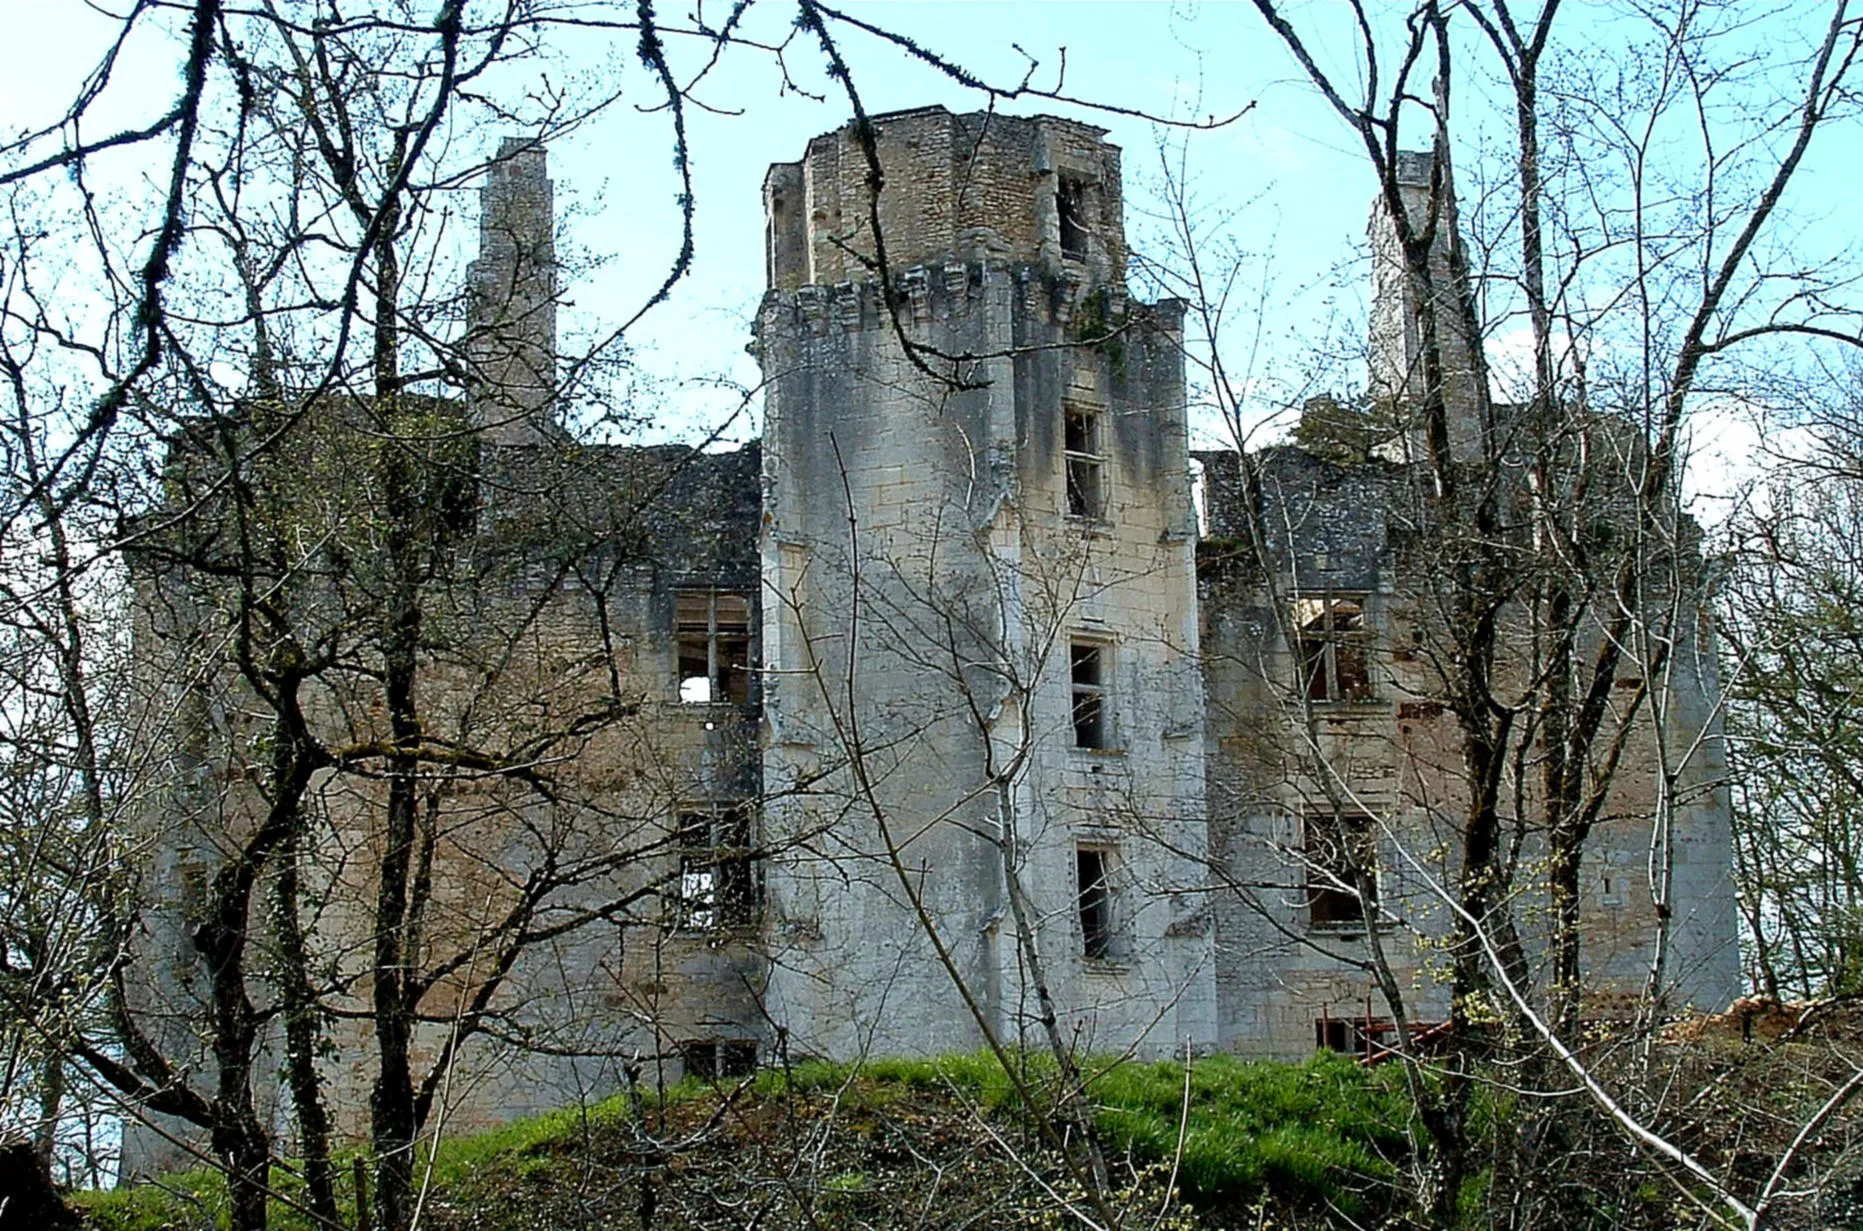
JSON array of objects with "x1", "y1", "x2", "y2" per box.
[{"x1": 763, "y1": 108, "x2": 1125, "y2": 294}]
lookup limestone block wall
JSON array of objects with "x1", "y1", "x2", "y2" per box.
[
  {"x1": 121, "y1": 441, "x2": 768, "y2": 1171},
  {"x1": 1197, "y1": 446, "x2": 1741, "y2": 1058},
  {"x1": 467, "y1": 138, "x2": 559, "y2": 444},
  {"x1": 1199, "y1": 450, "x2": 1443, "y2": 1056},
  {"x1": 118, "y1": 586, "x2": 285, "y2": 1178},
  {"x1": 1366, "y1": 149, "x2": 1486, "y2": 464},
  {"x1": 756, "y1": 113, "x2": 1214, "y2": 1060},
  {"x1": 764, "y1": 108, "x2": 1125, "y2": 292},
  {"x1": 757, "y1": 269, "x2": 1025, "y2": 1060}
]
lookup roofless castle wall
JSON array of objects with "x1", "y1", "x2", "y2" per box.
[{"x1": 122, "y1": 110, "x2": 1740, "y2": 1173}]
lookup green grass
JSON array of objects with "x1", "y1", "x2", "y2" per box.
[
  {"x1": 1091, "y1": 1052, "x2": 1410, "y2": 1214},
  {"x1": 75, "y1": 1164, "x2": 230, "y2": 1231},
  {"x1": 755, "y1": 1049, "x2": 1038, "y2": 1107},
  {"x1": 77, "y1": 1083, "x2": 712, "y2": 1230},
  {"x1": 418, "y1": 1090, "x2": 636, "y2": 1189},
  {"x1": 760, "y1": 1048, "x2": 1411, "y2": 1216},
  {"x1": 77, "y1": 1050, "x2": 1413, "y2": 1229}
]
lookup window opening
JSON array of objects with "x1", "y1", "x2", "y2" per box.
[
  {"x1": 1314, "y1": 1014, "x2": 1395, "y2": 1059},
  {"x1": 1293, "y1": 595, "x2": 1371, "y2": 702},
  {"x1": 681, "y1": 1040, "x2": 716, "y2": 1078},
  {"x1": 1064, "y1": 406, "x2": 1106, "y2": 519},
  {"x1": 1070, "y1": 641, "x2": 1108, "y2": 749},
  {"x1": 1058, "y1": 177, "x2": 1090, "y2": 259},
  {"x1": 674, "y1": 804, "x2": 759, "y2": 930},
  {"x1": 1307, "y1": 809, "x2": 1375, "y2": 929},
  {"x1": 1601, "y1": 866, "x2": 1625, "y2": 908},
  {"x1": 1077, "y1": 847, "x2": 1114, "y2": 960},
  {"x1": 677, "y1": 590, "x2": 751, "y2": 704},
  {"x1": 681, "y1": 1039, "x2": 757, "y2": 1080}
]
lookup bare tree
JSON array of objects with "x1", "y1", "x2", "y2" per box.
[
  {"x1": 1720, "y1": 373, "x2": 1863, "y2": 1001},
  {"x1": 2, "y1": 7, "x2": 1221, "y2": 1227},
  {"x1": 1126, "y1": 0, "x2": 1863, "y2": 1224},
  {"x1": 1, "y1": 3, "x2": 714, "y2": 1226}
]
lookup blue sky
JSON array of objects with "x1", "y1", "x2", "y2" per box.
[
  {"x1": 1, "y1": 2, "x2": 1376, "y2": 440},
  {"x1": 541, "y1": 2, "x2": 1377, "y2": 444},
  {"x1": 6, "y1": 1, "x2": 1858, "y2": 483}
]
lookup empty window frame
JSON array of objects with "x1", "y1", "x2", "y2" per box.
[
  {"x1": 1057, "y1": 177, "x2": 1090, "y2": 259},
  {"x1": 676, "y1": 590, "x2": 752, "y2": 704},
  {"x1": 1292, "y1": 595, "x2": 1372, "y2": 703},
  {"x1": 1070, "y1": 640, "x2": 1109, "y2": 750},
  {"x1": 1076, "y1": 846, "x2": 1115, "y2": 960},
  {"x1": 674, "y1": 804, "x2": 759, "y2": 930},
  {"x1": 681, "y1": 1039, "x2": 757, "y2": 1080},
  {"x1": 1306, "y1": 809, "x2": 1376, "y2": 929},
  {"x1": 1314, "y1": 1015, "x2": 1395, "y2": 1059},
  {"x1": 1064, "y1": 406, "x2": 1107, "y2": 520},
  {"x1": 1600, "y1": 862, "x2": 1626, "y2": 908}
]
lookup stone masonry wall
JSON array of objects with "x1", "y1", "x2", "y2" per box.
[
  {"x1": 122, "y1": 439, "x2": 769, "y2": 1174},
  {"x1": 765, "y1": 108, "x2": 1125, "y2": 293},
  {"x1": 124, "y1": 112, "x2": 1741, "y2": 1174},
  {"x1": 1197, "y1": 441, "x2": 1741, "y2": 1059},
  {"x1": 1367, "y1": 149, "x2": 1486, "y2": 465},
  {"x1": 757, "y1": 110, "x2": 1214, "y2": 1062}
]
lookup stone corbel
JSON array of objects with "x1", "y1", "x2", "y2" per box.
[
  {"x1": 796, "y1": 285, "x2": 828, "y2": 336},
  {"x1": 834, "y1": 282, "x2": 861, "y2": 330},
  {"x1": 1056, "y1": 269, "x2": 1087, "y2": 326},
  {"x1": 902, "y1": 265, "x2": 930, "y2": 321}
]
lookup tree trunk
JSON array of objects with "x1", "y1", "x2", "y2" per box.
[
  {"x1": 273, "y1": 804, "x2": 339, "y2": 1228},
  {"x1": 368, "y1": 155, "x2": 425, "y2": 1231}
]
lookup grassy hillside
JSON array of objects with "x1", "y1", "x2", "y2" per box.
[
  {"x1": 74, "y1": 1021, "x2": 1863, "y2": 1231},
  {"x1": 77, "y1": 1052, "x2": 1412, "y2": 1231}
]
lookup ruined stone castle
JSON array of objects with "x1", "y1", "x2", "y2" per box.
[{"x1": 125, "y1": 108, "x2": 1740, "y2": 1166}]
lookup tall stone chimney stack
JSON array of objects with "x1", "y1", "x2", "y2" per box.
[
  {"x1": 467, "y1": 137, "x2": 558, "y2": 443},
  {"x1": 1367, "y1": 149, "x2": 1484, "y2": 462}
]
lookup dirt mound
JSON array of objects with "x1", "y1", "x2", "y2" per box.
[{"x1": 1665, "y1": 994, "x2": 1863, "y2": 1044}]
